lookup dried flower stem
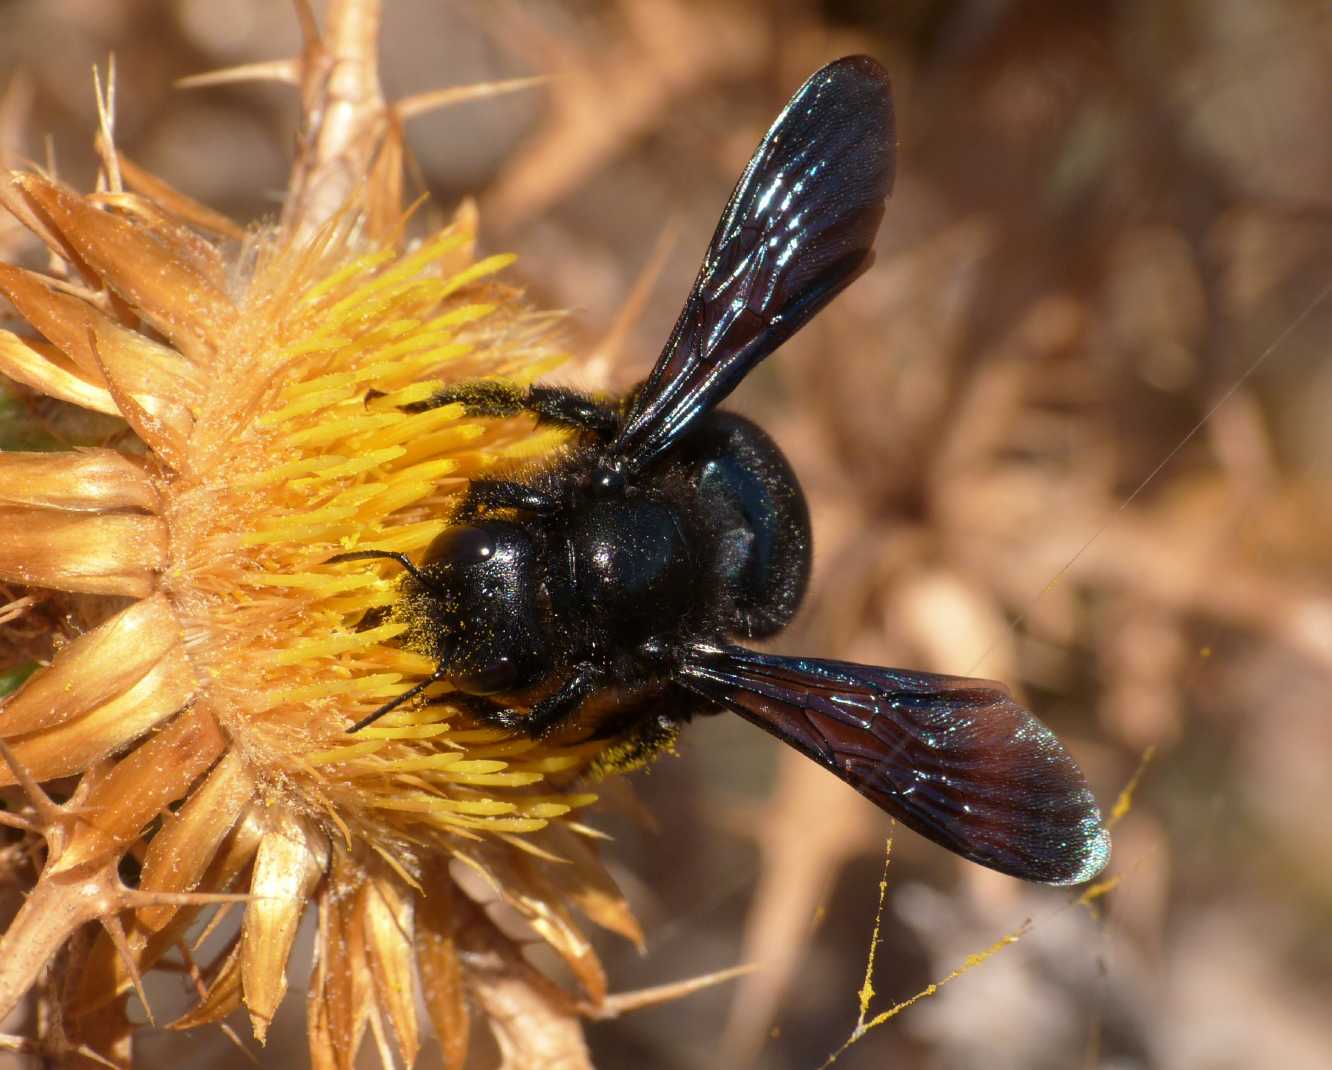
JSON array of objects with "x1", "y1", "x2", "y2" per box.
[{"x1": 284, "y1": 0, "x2": 386, "y2": 240}]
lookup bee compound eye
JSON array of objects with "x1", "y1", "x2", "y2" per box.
[
  {"x1": 423, "y1": 525, "x2": 495, "y2": 568},
  {"x1": 458, "y1": 655, "x2": 518, "y2": 696}
]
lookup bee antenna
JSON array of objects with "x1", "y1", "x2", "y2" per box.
[
  {"x1": 346, "y1": 666, "x2": 449, "y2": 733},
  {"x1": 327, "y1": 549, "x2": 438, "y2": 591}
]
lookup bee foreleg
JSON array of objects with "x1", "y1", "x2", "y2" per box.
[
  {"x1": 455, "y1": 665, "x2": 602, "y2": 739},
  {"x1": 408, "y1": 381, "x2": 620, "y2": 437}
]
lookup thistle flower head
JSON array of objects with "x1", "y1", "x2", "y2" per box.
[{"x1": 0, "y1": 10, "x2": 643, "y2": 1066}]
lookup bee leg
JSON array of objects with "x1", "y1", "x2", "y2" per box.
[
  {"x1": 522, "y1": 386, "x2": 621, "y2": 437},
  {"x1": 454, "y1": 666, "x2": 601, "y2": 739},
  {"x1": 437, "y1": 694, "x2": 525, "y2": 731},
  {"x1": 587, "y1": 710, "x2": 681, "y2": 777},
  {"x1": 406, "y1": 381, "x2": 620, "y2": 437},
  {"x1": 522, "y1": 667, "x2": 603, "y2": 738}
]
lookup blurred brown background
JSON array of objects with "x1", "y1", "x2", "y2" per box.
[{"x1": 3, "y1": 1, "x2": 1331, "y2": 1068}]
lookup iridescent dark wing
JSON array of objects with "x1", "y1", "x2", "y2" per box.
[
  {"x1": 678, "y1": 645, "x2": 1110, "y2": 885},
  {"x1": 611, "y1": 55, "x2": 895, "y2": 474}
]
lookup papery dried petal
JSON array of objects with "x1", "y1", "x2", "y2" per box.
[
  {"x1": 474, "y1": 974, "x2": 594, "y2": 1070},
  {"x1": 0, "y1": 329, "x2": 120, "y2": 415},
  {"x1": 307, "y1": 855, "x2": 372, "y2": 1070},
  {"x1": 92, "y1": 190, "x2": 231, "y2": 290},
  {"x1": 116, "y1": 154, "x2": 245, "y2": 241},
  {"x1": 0, "y1": 263, "x2": 204, "y2": 412},
  {"x1": 0, "y1": 593, "x2": 179, "y2": 736},
  {"x1": 306, "y1": 914, "x2": 340, "y2": 1070},
  {"x1": 168, "y1": 938, "x2": 243, "y2": 1031},
  {"x1": 0, "y1": 448, "x2": 157, "y2": 513},
  {"x1": 78, "y1": 906, "x2": 210, "y2": 1019},
  {"x1": 416, "y1": 875, "x2": 470, "y2": 1070},
  {"x1": 465, "y1": 846, "x2": 607, "y2": 1006},
  {"x1": 135, "y1": 748, "x2": 256, "y2": 930},
  {"x1": 51, "y1": 706, "x2": 225, "y2": 874},
  {"x1": 360, "y1": 876, "x2": 420, "y2": 1067},
  {"x1": 75, "y1": 810, "x2": 266, "y2": 1016},
  {"x1": 90, "y1": 357, "x2": 188, "y2": 470},
  {"x1": 10, "y1": 172, "x2": 235, "y2": 361},
  {"x1": 533, "y1": 824, "x2": 644, "y2": 951},
  {"x1": 203, "y1": 808, "x2": 268, "y2": 895},
  {"x1": 241, "y1": 812, "x2": 327, "y2": 1042},
  {"x1": 71, "y1": 993, "x2": 134, "y2": 1068},
  {"x1": 0, "y1": 171, "x2": 84, "y2": 269},
  {"x1": 364, "y1": 127, "x2": 405, "y2": 244},
  {"x1": 0, "y1": 509, "x2": 165, "y2": 596},
  {"x1": 0, "y1": 645, "x2": 197, "y2": 784},
  {"x1": 458, "y1": 903, "x2": 593, "y2": 1070}
]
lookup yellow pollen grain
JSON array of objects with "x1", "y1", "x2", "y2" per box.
[
  {"x1": 370, "y1": 333, "x2": 471, "y2": 367},
  {"x1": 446, "y1": 772, "x2": 545, "y2": 788},
  {"x1": 346, "y1": 520, "x2": 449, "y2": 554},
  {"x1": 368, "y1": 796, "x2": 514, "y2": 817},
  {"x1": 297, "y1": 247, "x2": 397, "y2": 308},
  {"x1": 341, "y1": 230, "x2": 471, "y2": 309},
  {"x1": 369, "y1": 381, "x2": 445, "y2": 409},
  {"x1": 423, "y1": 303, "x2": 497, "y2": 330},
  {"x1": 328, "y1": 279, "x2": 454, "y2": 327},
  {"x1": 388, "y1": 428, "x2": 488, "y2": 470},
  {"x1": 271, "y1": 620, "x2": 408, "y2": 665},
  {"x1": 235, "y1": 455, "x2": 345, "y2": 489},
  {"x1": 352, "y1": 478, "x2": 438, "y2": 518},
  {"x1": 282, "y1": 411, "x2": 401, "y2": 449},
  {"x1": 350, "y1": 404, "x2": 468, "y2": 451},
  {"x1": 431, "y1": 815, "x2": 549, "y2": 833},
  {"x1": 513, "y1": 793, "x2": 599, "y2": 811},
  {"x1": 511, "y1": 754, "x2": 597, "y2": 774},
  {"x1": 443, "y1": 728, "x2": 520, "y2": 744},
  {"x1": 258, "y1": 387, "x2": 361, "y2": 427},
  {"x1": 499, "y1": 428, "x2": 572, "y2": 460},
  {"x1": 243, "y1": 571, "x2": 380, "y2": 594},
  {"x1": 242, "y1": 504, "x2": 364, "y2": 546},
  {"x1": 320, "y1": 590, "x2": 401, "y2": 615},
  {"x1": 305, "y1": 740, "x2": 389, "y2": 764},
  {"x1": 354, "y1": 723, "x2": 454, "y2": 741},
  {"x1": 138, "y1": 220, "x2": 621, "y2": 852},
  {"x1": 296, "y1": 446, "x2": 407, "y2": 482},
  {"x1": 439, "y1": 253, "x2": 517, "y2": 296},
  {"x1": 271, "y1": 675, "x2": 407, "y2": 705}
]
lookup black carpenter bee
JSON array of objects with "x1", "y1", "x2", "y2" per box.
[{"x1": 335, "y1": 56, "x2": 1110, "y2": 885}]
